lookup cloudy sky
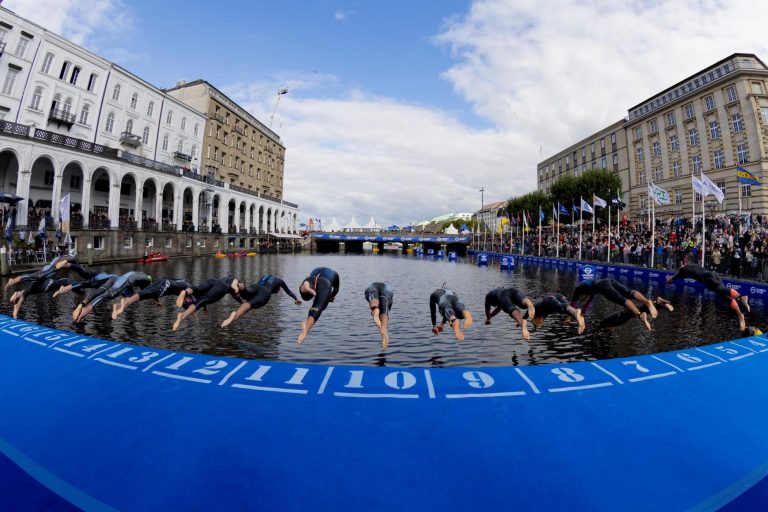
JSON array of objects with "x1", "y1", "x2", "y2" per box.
[{"x1": 7, "y1": 0, "x2": 768, "y2": 226}]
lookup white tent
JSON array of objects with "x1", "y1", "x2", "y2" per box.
[
  {"x1": 444, "y1": 223, "x2": 458, "y2": 235},
  {"x1": 361, "y1": 217, "x2": 381, "y2": 232},
  {"x1": 343, "y1": 217, "x2": 362, "y2": 231},
  {"x1": 324, "y1": 217, "x2": 343, "y2": 232}
]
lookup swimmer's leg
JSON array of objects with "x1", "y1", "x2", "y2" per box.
[
  {"x1": 640, "y1": 312, "x2": 651, "y2": 331},
  {"x1": 630, "y1": 291, "x2": 657, "y2": 318},
  {"x1": 114, "y1": 293, "x2": 140, "y2": 319},
  {"x1": 623, "y1": 299, "x2": 642, "y2": 317},
  {"x1": 655, "y1": 297, "x2": 674, "y2": 312},
  {"x1": 173, "y1": 305, "x2": 196, "y2": 331},
  {"x1": 298, "y1": 316, "x2": 316, "y2": 344},
  {"x1": 730, "y1": 299, "x2": 747, "y2": 331},
  {"x1": 369, "y1": 298, "x2": 381, "y2": 328},
  {"x1": 522, "y1": 298, "x2": 536, "y2": 325},
  {"x1": 75, "y1": 304, "x2": 93, "y2": 323},
  {"x1": 463, "y1": 310, "x2": 473, "y2": 329},
  {"x1": 53, "y1": 284, "x2": 73, "y2": 298},
  {"x1": 4, "y1": 276, "x2": 20, "y2": 290},
  {"x1": 12, "y1": 294, "x2": 24, "y2": 319},
  {"x1": 221, "y1": 303, "x2": 251, "y2": 328},
  {"x1": 380, "y1": 313, "x2": 389, "y2": 348},
  {"x1": 72, "y1": 303, "x2": 84, "y2": 321},
  {"x1": 566, "y1": 305, "x2": 585, "y2": 334},
  {"x1": 511, "y1": 309, "x2": 529, "y2": 340},
  {"x1": 176, "y1": 288, "x2": 191, "y2": 308}
]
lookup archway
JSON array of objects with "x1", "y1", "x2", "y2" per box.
[
  {"x1": 61, "y1": 162, "x2": 84, "y2": 228},
  {"x1": 182, "y1": 187, "x2": 194, "y2": 231},
  {"x1": 141, "y1": 178, "x2": 158, "y2": 229},
  {"x1": 90, "y1": 168, "x2": 111, "y2": 229},
  {"x1": 161, "y1": 183, "x2": 175, "y2": 230},
  {"x1": 119, "y1": 174, "x2": 138, "y2": 229}
]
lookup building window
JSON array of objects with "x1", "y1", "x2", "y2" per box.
[
  {"x1": 87, "y1": 73, "x2": 97, "y2": 92},
  {"x1": 142, "y1": 126, "x2": 150, "y2": 144},
  {"x1": 181, "y1": 117, "x2": 186, "y2": 132},
  {"x1": 670, "y1": 134, "x2": 679, "y2": 151},
  {"x1": 666, "y1": 112, "x2": 676, "y2": 126},
  {"x1": 600, "y1": 138, "x2": 605, "y2": 149},
  {"x1": 601, "y1": 156, "x2": 607, "y2": 168},
  {"x1": 649, "y1": 119, "x2": 658, "y2": 133},
  {"x1": 194, "y1": 123, "x2": 199, "y2": 137},
  {"x1": 125, "y1": 119, "x2": 133, "y2": 134},
  {"x1": 637, "y1": 147, "x2": 644, "y2": 161},
  {"x1": 162, "y1": 134, "x2": 169, "y2": 151},
  {"x1": 725, "y1": 85, "x2": 737, "y2": 103},
  {"x1": 613, "y1": 153, "x2": 618, "y2": 165},
  {"x1": 29, "y1": 86, "x2": 43, "y2": 110},
  {"x1": 638, "y1": 170, "x2": 646, "y2": 185},
  {"x1": 123, "y1": 236, "x2": 133, "y2": 249},
  {"x1": 709, "y1": 121, "x2": 720, "y2": 139},
  {"x1": 191, "y1": 145, "x2": 196, "y2": 159},
  {"x1": 1, "y1": 67, "x2": 18, "y2": 96},
  {"x1": 165, "y1": 238, "x2": 172, "y2": 249},
  {"x1": 685, "y1": 103, "x2": 695, "y2": 119},
  {"x1": 732, "y1": 113, "x2": 744, "y2": 133},
  {"x1": 112, "y1": 84, "x2": 120, "y2": 101},
  {"x1": 105, "y1": 112, "x2": 114, "y2": 133},
  {"x1": 654, "y1": 166, "x2": 663, "y2": 182},
  {"x1": 147, "y1": 101, "x2": 154, "y2": 117},
  {"x1": 751, "y1": 82, "x2": 764, "y2": 95},
  {"x1": 673, "y1": 160, "x2": 682, "y2": 177},
  {"x1": 634, "y1": 126, "x2": 642, "y2": 139},
  {"x1": 742, "y1": 184, "x2": 752, "y2": 197},
  {"x1": 704, "y1": 95, "x2": 715, "y2": 111},
  {"x1": 737, "y1": 143, "x2": 749, "y2": 164},
  {"x1": 79, "y1": 104, "x2": 89, "y2": 125},
  {"x1": 41, "y1": 52, "x2": 54, "y2": 74},
  {"x1": 177, "y1": 139, "x2": 183, "y2": 153},
  {"x1": 652, "y1": 141, "x2": 661, "y2": 157},
  {"x1": 717, "y1": 180, "x2": 727, "y2": 199},
  {"x1": 713, "y1": 149, "x2": 725, "y2": 169},
  {"x1": 15, "y1": 36, "x2": 30, "y2": 58},
  {"x1": 675, "y1": 188, "x2": 683, "y2": 204},
  {"x1": 688, "y1": 127, "x2": 699, "y2": 146},
  {"x1": 62, "y1": 97, "x2": 72, "y2": 114},
  {"x1": 694, "y1": 191, "x2": 703, "y2": 202},
  {"x1": 59, "y1": 61, "x2": 70, "y2": 80},
  {"x1": 130, "y1": 93, "x2": 138, "y2": 110},
  {"x1": 166, "y1": 110, "x2": 173, "y2": 125},
  {"x1": 69, "y1": 66, "x2": 80, "y2": 85},
  {"x1": 94, "y1": 236, "x2": 105, "y2": 250},
  {"x1": 692, "y1": 155, "x2": 702, "y2": 174}
]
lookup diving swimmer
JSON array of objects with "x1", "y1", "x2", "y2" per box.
[
  {"x1": 221, "y1": 275, "x2": 301, "y2": 328},
  {"x1": 364, "y1": 282, "x2": 393, "y2": 348},
  {"x1": 430, "y1": 286, "x2": 473, "y2": 341},
  {"x1": 297, "y1": 267, "x2": 339, "y2": 344},
  {"x1": 484, "y1": 287, "x2": 536, "y2": 340}
]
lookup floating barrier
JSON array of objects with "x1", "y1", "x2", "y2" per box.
[
  {"x1": 477, "y1": 253, "x2": 489, "y2": 266},
  {"x1": 500, "y1": 256, "x2": 514, "y2": 270},
  {"x1": 448, "y1": 251, "x2": 458, "y2": 262},
  {"x1": 2, "y1": 315, "x2": 768, "y2": 509},
  {"x1": 427, "y1": 248, "x2": 435, "y2": 256},
  {"x1": 436, "y1": 250, "x2": 445, "y2": 259}
]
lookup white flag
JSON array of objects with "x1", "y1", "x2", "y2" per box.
[
  {"x1": 648, "y1": 182, "x2": 671, "y2": 206},
  {"x1": 691, "y1": 175, "x2": 706, "y2": 196},
  {"x1": 580, "y1": 197, "x2": 594, "y2": 214},
  {"x1": 701, "y1": 173, "x2": 724, "y2": 204},
  {"x1": 593, "y1": 195, "x2": 607, "y2": 208},
  {"x1": 59, "y1": 193, "x2": 71, "y2": 223}
]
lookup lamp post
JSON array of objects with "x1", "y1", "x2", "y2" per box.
[{"x1": 269, "y1": 88, "x2": 289, "y2": 129}]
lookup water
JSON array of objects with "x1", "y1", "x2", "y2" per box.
[{"x1": 2, "y1": 253, "x2": 762, "y2": 367}]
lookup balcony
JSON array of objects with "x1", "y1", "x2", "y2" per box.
[
  {"x1": 120, "y1": 131, "x2": 142, "y2": 147},
  {"x1": 212, "y1": 113, "x2": 226, "y2": 124},
  {"x1": 173, "y1": 151, "x2": 192, "y2": 162},
  {"x1": 48, "y1": 109, "x2": 76, "y2": 128},
  {"x1": 233, "y1": 125, "x2": 245, "y2": 136}
]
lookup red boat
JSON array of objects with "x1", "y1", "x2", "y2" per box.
[{"x1": 138, "y1": 251, "x2": 169, "y2": 263}]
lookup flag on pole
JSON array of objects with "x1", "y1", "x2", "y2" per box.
[
  {"x1": 559, "y1": 203, "x2": 570, "y2": 216},
  {"x1": 38, "y1": 216, "x2": 47, "y2": 240},
  {"x1": 4, "y1": 209, "x2": 15, "y2": 243},
  {"x1": 553, "y1": 204, "x2": 558, "y2": 221},
  {"x1": 648, "y1": 182, "x2": 671, "y2": 206},
  {"x1": 523, "y1": 211, "x2": 529, "y2": 229},
  {"x1": 59, "y1": 193, "x2": 71, "y2": 234},
  {"x1": 539, "y1": 208, "x2": 545, "y2": 222},
  {"x1": 526, "y1": 210, "x2": 532, "y2": 226},
  {"x1": 593, "y1": 195, "x2": 607, "y2": 208},
  {"x1": 736, "y1": 166, "x2": 762, "y2": 186},
  {"x1": 580, "y1": 197, "x2": 594, "y2": 214},
  {"x1": 701, "y1": 174, "x2": 725, "y2": 203},
  {"x1": 692, "y1": 175, "x2": 706, "y2": 196},
  {"x1": 611, "y1": 191, "x2": 626, "y2": 210},
  {"x1": 572, "y1": 200, "x2": 579, "y2": 215}
]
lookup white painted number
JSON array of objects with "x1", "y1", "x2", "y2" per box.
[
  {"x1": 462, "y1": 371, "x2": 494, "y2": 389},
  {"x1": 128, "y1": 351, "x2": 160, "y2": 364},
  {"x1": 245, "y1": 365, "x2": 271, "y2": 382},
  {"x1": 165, "y1": 356, "x2": 193, "y2": 371},
  {"x1": 622, "y1": 360, "x2": 650, "y2": 373},
  {"x1": 193, "y1": 360, "x2": 227, "y2": 376},
  {"x1": 677, "y1": 353, "x2": 702, "y2": 364},
  {"x1": 714, "y1": 346, "x2": 738, "y2": 355},
  {"x1": 285, "y1": 368, "x2": 309, "y2": 386},
  {"x1": 345, "y1": 370, "x2": 364, "y2": 389},
  {"x1": 551, "y1": 367, "x2": 585, "y2": 383},
  {"x1": 384, "y1": 371, "x2": 416, "y2": 390}
]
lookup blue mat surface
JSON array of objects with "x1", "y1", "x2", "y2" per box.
[{"x1": 1, "y1": 314, "x2": 768, "y2": 510}]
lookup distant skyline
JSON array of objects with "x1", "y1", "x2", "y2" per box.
[{"x1": 7, "y1": 0, "x2": 768, "y2": 226}]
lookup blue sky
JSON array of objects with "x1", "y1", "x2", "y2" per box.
[{"x1": 8, "y1": 0, "x2": 768, "y2": 227}]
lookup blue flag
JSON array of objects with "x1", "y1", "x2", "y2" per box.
[
  {"x1": 736, "y1": 166, "x2": 762, "y2": 186},
  {"x1": 4, "y1": 210, "x2": 15, "y2": 242},
  {"x1": 539, "y1": 209, "x2": 545, "y2": 222},
  {"x1": 559, "y1": 203, "x2": 570, "y2": 216},
  {"x1": 572, "y1": 200, "x2": 579, "y2": 215}
]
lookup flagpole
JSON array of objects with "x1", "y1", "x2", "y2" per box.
[
  {"x1": 578, "y1": 197, "x2": 583, "y2": 261},
  {"x1": 591, "y1": 196, "x2": 596, "y2": 252},
  {"x1": 650, "y1": 199, "x2": 655, "y2": 268},
  {"x1": 701, "y1": 180, "x2": 706, "y2": 266},
  {"x1": 608, "y1": 203, "x2": 612, "y2": 263},
  {"x1": 556, "y1": 203, "x2": 560, "y2": 259},
  {"x1": 617, "y1": 188, "x2": 621, "y2": 243},
  {"x1": 538, "y1": 209, "x2": 542, "y2": 257}
]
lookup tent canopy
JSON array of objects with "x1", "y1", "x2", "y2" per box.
[
  {"x1": 324, "y1": 217, "x2": 343, "y2": 232},
  {"x1": 362, "y1": 217, "x2": 380, "y2": 231},
  {"x1": 343, "y1": 218, "x2": 361, "y2": 231}
]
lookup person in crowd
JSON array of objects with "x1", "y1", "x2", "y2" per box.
[
  {"x1": 667, "y1": 263, "x2": 750, "y2": 330},
  {"x1": 430, "y1": 285, "x2": 473, "y2": 341},
  {"x1": 221, "y1": 275, "x2": 301, "y2": 328},
  {"x1": 296, "y1": 267, "x2": 339, "y2": 344},
  {"x1": 172, "y1": 276, "x2": 242, "y2": 331},
  {"x1": 364, "y1": 282, "x2": 393, "y2": 348},
  {"x1": 484, "y1": 287, "x2": 536, "y2": 340}
]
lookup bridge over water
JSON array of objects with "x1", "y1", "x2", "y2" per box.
[{"x1": 311, "y1": 232, "x2": 470, "y2": 255}]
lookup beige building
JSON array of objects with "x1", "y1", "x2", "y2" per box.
[
  {"x1": 538, "y1": 53, "x2": 768, "y2": 221},
  {"x1": 166, "y1": 80, "x2": 286, "y2": 200}
]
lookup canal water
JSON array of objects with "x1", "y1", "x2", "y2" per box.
[{"x1": 1, "y1": 253, "x2": 762, "y2": 367}]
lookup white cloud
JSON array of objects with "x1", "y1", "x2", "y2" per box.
[
  {"x1": 4, "y1": 0, "x2": 130, "y2": 47},
  {"x1": 334, "y1": 11, "x2": 348, "y2": 21}
]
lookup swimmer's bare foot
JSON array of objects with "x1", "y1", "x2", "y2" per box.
[
  {"x1": 527, "y1": 306, "x2": 536, "y2": 323},
  {"x1": 381, "y1": 331, "x2": 389, "y2": 349},
  {"x1": 739, "y1": 314, "x2": 746, "y2": 332},
  {"x1": 641, "y1": 312, "x2": 652, "y2": 331},
  {"x1": 111, "y1": 303, "x2": 120, "y2": 320},
  {"x1": 372, "y1": 308, "x2": 381, "y2": 328},
  {"x1": 172, "y1": 312, "x2": 183, "y2": 332},
  {"x1": 221, "y1": 312, "x2": 236, "y2": 328},
  {"x1": 175, "y1": 290, "x2": 187, "y2": 308},
  {"x1": 72, "y1": 304, "x2": 83, "y2": 321},
  {"x1": 741, "y1": 295, "x2": 750, "y2": 313},
  {"x1": 463, "y1": 310, "x2": 473, "y2": 329},
  {"x1": 297, "y1": 320, "x2": 308, "y2": 344},
  {"x1": 647, "y1": 301, "x2": 658, "y2": 319},
  {"x1": 521, "y1": 323, "x2": 530, "y2": 340}
]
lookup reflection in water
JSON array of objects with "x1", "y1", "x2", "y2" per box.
[{"x1": 1, "y1": 253, "x2": 761, "y2": 368}]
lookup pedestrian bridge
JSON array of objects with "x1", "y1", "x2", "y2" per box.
[{"x1": 311, "y1": 232, "x2": 470, "y2": 254}]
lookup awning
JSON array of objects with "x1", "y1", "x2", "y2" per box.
[{"x1": 270, "y1": 233, "x2": 302, "y2": 239}]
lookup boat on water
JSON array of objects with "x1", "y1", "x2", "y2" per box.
[{"x1": 138, "y1": 252, "x2": 169, "y2": 263}]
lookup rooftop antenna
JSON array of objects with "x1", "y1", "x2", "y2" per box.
[{"x1": 269, "y1": 88, "x2": 289, "y2": 129}]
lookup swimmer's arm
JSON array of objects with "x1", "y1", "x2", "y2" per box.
[
  {"x1": 430, "y1": 296, "x2": 438, "y2": 327},
  {"x1": 280, "y1": 280, "x2": 300, "y2": 303}
]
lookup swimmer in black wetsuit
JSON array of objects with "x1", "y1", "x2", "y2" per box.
[
  {"x1": 73, "y1": 271, "x2": 153, "y2": 323},
  {"x1": 596, "y1": 297, "x2": 674, "y2": 332},
  {"x1": 6, "y1": 255, "x2": 90, "y2": 318},
  {"x1": 221, "y1": 275, "x2": 301, "y2": 328},
  {"x1": 10, "y1": 276, "x2": 74, "y2": 319},
  {"x1": 53, "y1": 271, "x2": 115, "y2": 298},
  {"x1": 172, "y1": 276, "x2": 242, "y2": 331},
  {"x1": 667, "y1": 263, "x2": 750, "y2": 331},
  {"x1": 484, "y1": 287, "x2": 536, "y2": 340},
  {"x1": 112, "y1": 278, "x2": 192, "y2": 320},
  {"x1": 365, "y1": 282, "x2": 394, "y2": 348},
  {"x1": 571, "y1": 278, "x2": 658, "y2": 326},
  {"x1": 297, "y1": 267, "x2": 340, "y2": 344},
  {"x1": 430, "y1": 286, "x2": 473, "y2": 341},
  {"x1": 530, "y1": 292, "x2": 585, "y2": 334},
  {"x1": 4, "y1": 254, "x2": 80, "y2": 291}
]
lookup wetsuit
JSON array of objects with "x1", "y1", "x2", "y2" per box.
[
  {"x1": 70, "y1": 272, "x2": 115, "y2": 295},
  {"x1": 669, "y1": 264, "x2": 740, "y2": 298},
  {"x1": 138, "y1": 279, "x2": 191, "y2": 301},
  {"x1": 529, "y1": 293, "x2": 571, "y2": 321},
  {"x1": 571, "y1": 278, "x2": 636, "y2": 314},
  {"x1": 301, "y1": 268, "x2": 339, "y2": 322},
  {"x1": 365, "y1": 282, "x2": 394, "y2": 315},
  {"x1": 18, "y1": 277, "x2": 74, "y2": 300},
  {"x1": 87, "y1": 272, "x2": 153, "y2": 309},
  {"x1": 597, "y1": 303, "x2": 655, "y2": 330},
  {"x1": 15, "y1": 255, "x2": 87, "y2": 285},
  {"x1": 240, "y1": 275, "x2": 298, "y2": 309},
  {"x1": 191, "y1": 276, "x2": 242, "y2": 310},
  {"x1": 485, "y1": 287, "x2": 527, "y2": 318},
  {"x1": 430, "y1": 288, "x2": 467, "y2": 326}
]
